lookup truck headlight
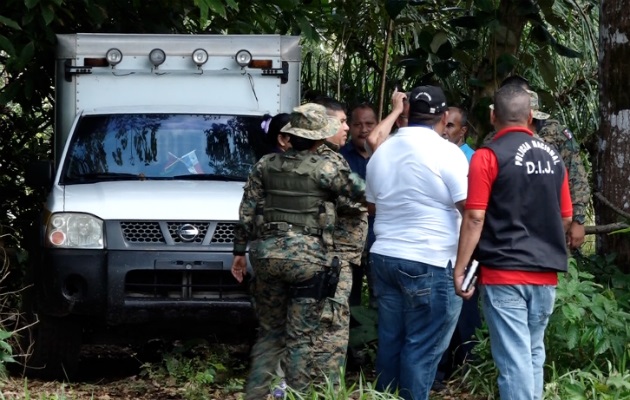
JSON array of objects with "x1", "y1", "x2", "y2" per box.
[{"x1": 46, "y1": 213, "x2": 104, "y2": 249}]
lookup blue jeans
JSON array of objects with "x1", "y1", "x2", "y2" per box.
[
  {"x1": 371, "y1": 253, "x2": 462, "y2": 400},
  {"x1": 480, "y1": 284, "x2": 556, "y2": 400}
]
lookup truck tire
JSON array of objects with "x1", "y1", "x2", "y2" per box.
[
  {"x1": 15, "y1": 285, "x2": 82, "y2": 381},
  {"x1": 22, "y1": 314, "x2": 82, "y2": 380}
]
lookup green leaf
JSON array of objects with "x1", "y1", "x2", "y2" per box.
[
  {"x1": 385, "y1": 0, "x2": 408, "y2": 19},
  {"x1": 206, "y1": 0, "x2": 227, "y2": 18},
  {"x1": 417, "y1": 29, "x2": 434, "y2": 53},
  {"x1": 0, "y1": 15, "x2": 22, "y2": 30},
  {"x1": 564, "y1": 383, "x2": 588, "y2": 399},
  {"x1": 349, "y1": 325, "x2": 378, "y2": 347},
  {"x1": 295, "y1": 14, "x2": 316, "y2": 41},
  {"x1": 454, "y1": 39, "x2": 480, "y2": 51},
  {"x1": 0, "y1": 354, "x2": 15, "y2": 363},
  {"x1": 496, "y1": 53, "x2": 518, "y2": 76},
  {"x1": 20, "y1": 41, "x2": 36, "y2": 65},
  {"x1": 396, "y1": 57, "x2": 427, "y2": 67},
  {"x1": 432, "y1": 60, "x2": 459, "y2": 78},
  {"x1": 25, "y1": 0, "x2": 39, "y2": 9},
  {"x1": 544, "y1": 13, "x2": 569, "y2": 30},
  {"x1": 349, "y1": 306, "x2": 378, "y2": 326},
  {"x1": 553, "y1": 42, "x2": 582, "y2": 58},
  {"x1": 530, "y1": 25, "x2": 555, "y2": 45},
  {"x1": 449, "y1": 16, "x2": 480, "y2": 29},
  {"x1": 435, "y1": 39, "x2": 453, "y2": 60},
  {"x1": 430, "y1": 32, "x2": 448, "y2": 54},
  {"x1": 0, "y1": 330, "x2": 11, "y2": 340},
  {"x1": 476, "y1": 0, "x2": 496, "y2": 12},
  {"x1": 566, "y1": 325, "x2": 579, "y2": 349},
  {"x1": 194, "y1": 0, "x2": 209, "y2": 23},
  {"x1": 0, "y1": 35, "x2": 16, "y2": 56},
  {"x1": 41, "y1": 4, "x2": 55, "y2": 26},
  {"x1": 594, "y1": 337, "x2": 610, "y2": 355},
  {"x1": 0, "y1": 81, "x2": 21, "y2": 105}
]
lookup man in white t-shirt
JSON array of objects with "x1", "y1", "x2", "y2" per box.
[{"x1": 366, "y1": 85, "x2": 468, "y2": 400}]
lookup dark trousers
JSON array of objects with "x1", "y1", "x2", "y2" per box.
[
  {"x1": 349, "y1": 250, "x2": 375, "y2": 308},
  {"x1": 436, "y1": 289, "x2": 482, "y2": 381}
]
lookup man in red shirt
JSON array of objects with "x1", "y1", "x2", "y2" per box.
[{"x1": 453, "y1": 84, "x2": 572, "y2": 400}]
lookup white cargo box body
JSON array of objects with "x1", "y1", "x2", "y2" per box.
[
  {"x1": 50, "y1": 33, "x2": 301, "y2": 221},
  {"x1": 55, "y1": 33, "x2": 301, "y2": 164}
]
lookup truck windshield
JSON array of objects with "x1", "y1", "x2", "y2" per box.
[{"x1": 60, "y1": 114, "x2": 268, "y2": 184}]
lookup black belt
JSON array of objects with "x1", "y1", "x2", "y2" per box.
[{"x1": 263, "y1": 222, "x2": 323, "y2": 236}]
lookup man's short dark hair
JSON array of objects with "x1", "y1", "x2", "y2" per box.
[
  {"x1": 500, "y1": 75, "x2": 531, "y2": 90},
  {"x1": 312, "y1": 96, "x2": 346, "y2": 112},
  {"x1": 349, "y1": 103, "x2": 377, "y2": 121},
  {"x1": 450, "y1": 106, "x2": 468, "y2": 127},
  {"x1": 494, "y1": 85, "x2": 531, "y2": 125}
]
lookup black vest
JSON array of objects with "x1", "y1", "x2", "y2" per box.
[{"x1": 477, "y1": 131, "x2": 568, "y2": 273}]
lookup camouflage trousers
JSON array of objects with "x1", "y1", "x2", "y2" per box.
[
  {"x1": 244, "y1": 257, "x2": 326, "y2": 400},
  {"x1": 311, "y1": 263, "x2": 352, "y2": 385}
]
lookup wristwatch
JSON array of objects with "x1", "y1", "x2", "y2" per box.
[{"x1": 573, "y1": 215, "x2": 586, "y2": 225}]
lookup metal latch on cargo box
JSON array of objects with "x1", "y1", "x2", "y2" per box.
[
  {"x1": 261, "y1": 61, "x2": 289, "y2": 84},
  {"x1": 65, "y1": 61, "x2": 93, "y2": 82}
]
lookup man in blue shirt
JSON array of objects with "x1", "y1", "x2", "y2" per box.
[
  {"x1": 444, "y1": 106, "x2": 475, "y2": 162},
  {"x1": 436, "y1": 105, "x2": 481, "y2": 390},
  {"x1": 340, "y1": 103, "x2": 377, "y2": 308}
]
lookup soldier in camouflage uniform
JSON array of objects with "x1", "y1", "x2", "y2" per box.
[
  {"x1": 485, "y1": 78, "x2": 590, "y2": 249},
  {"x1": 312, "y1": 98, "x2": 368, "y2": 385},
  {"x1": 537, "y1": 118, "x2": 589, "y2": 248},
  {"x1": 231, "y1": 103, "x2": 365, "y2": 400}
]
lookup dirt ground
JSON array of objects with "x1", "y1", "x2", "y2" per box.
[
  {"x1": 0, "y1": 344, "x2": 248, "y2": 400},
  {"x1": 0, "y1": 345, "x2": 475, "y2": 400}
]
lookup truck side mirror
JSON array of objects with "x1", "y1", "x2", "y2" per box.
[{"x1": 26, "y1": 160, "x2": 54, "y2": 190}]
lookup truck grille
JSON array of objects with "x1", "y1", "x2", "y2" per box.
[
  {"x1": 124, "y1": 270, "x2": 246, "y2": 300},
  {"x1": 121, "y1": 222, "x2": 235, "y2": 244},
  {"x1": 120, "y1": 222, "x2": 165, "y2": 243}
]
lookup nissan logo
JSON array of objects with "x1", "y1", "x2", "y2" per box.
[{"x1": 177, "y1": 224, "x2": 199, "y2": 242}]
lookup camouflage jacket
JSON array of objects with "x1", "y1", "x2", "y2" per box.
[
  {"x1": 483, "y1": 120, "x2": 590, "y2": 219},
  {"x1": 537, "y1": 120, "x2": 590, "y2": 219},
  {"x1": 317, "y1": 144, "x2": 369, "y2": 266},
  {"x1": 233, "y1": 149, "x2": 365, "y2": 264}
]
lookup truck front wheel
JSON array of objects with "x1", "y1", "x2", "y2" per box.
[{"x1": 16, "y1": 290, "x2": 83, "y2": 381}]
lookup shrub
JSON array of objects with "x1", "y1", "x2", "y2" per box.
[{"x1": 453, "y1": 256, "x2": 630, "y2": 399}]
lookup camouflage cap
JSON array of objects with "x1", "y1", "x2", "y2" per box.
[
  {"x1": 280, "y1": 103, "x2": 341, "y2": 140},
  {"x1": 525, "y1": 90, "x2": 550, "y2": 120}
]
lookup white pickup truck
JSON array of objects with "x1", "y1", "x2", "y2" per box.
[{"x1": 23, "y1": 33, "x2": 301, "y2": 379}]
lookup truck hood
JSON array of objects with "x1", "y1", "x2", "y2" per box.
[{"x1": 51, "y1": 181, "x2": 245, "y2": 221}]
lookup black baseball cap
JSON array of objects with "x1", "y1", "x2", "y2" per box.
[{"x1": 409, "y1": 85, "x2": 447, "y2": 115}]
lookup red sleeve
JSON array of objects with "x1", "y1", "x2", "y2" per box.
[
  {"x1": 465, "y1": 148, "x2": 498, "y2": 210},
  {"x1": 560, "y1": 169, "x2": 572, "y2": 218}
]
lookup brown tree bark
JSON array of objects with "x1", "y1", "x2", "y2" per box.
[{"x1": 596, "y1": 1, "x2": 630, "y2": 272}]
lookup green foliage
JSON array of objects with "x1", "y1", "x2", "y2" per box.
[
  {"x1": 139, "y1": 340, "x2": 245, "y2": 400},
  {"x1": 348, "y1": 306, "x2": 378, "y2": 349},
  {"x1": 454, "y1": 255, "x2": 630, "y2": 398},
  {"x1": 0, "y1": 245, "x2": 18, "y2": 379},
  {"x1": 547, "y1": 258, "x2": 630, "y2": 372},
  {"x1": 545, "y1": 362, "x2": 630, "y2": 399},
  {"x1": 452, "y1": 326, "x2": 500, "y2": 398},
  {"x1": 282, "y1": 369, "x2": 402, "y2": 399}
]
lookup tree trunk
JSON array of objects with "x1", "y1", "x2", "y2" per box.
[{"x1": 596, "y1": 1, "x2": 630, "y2": 272}]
